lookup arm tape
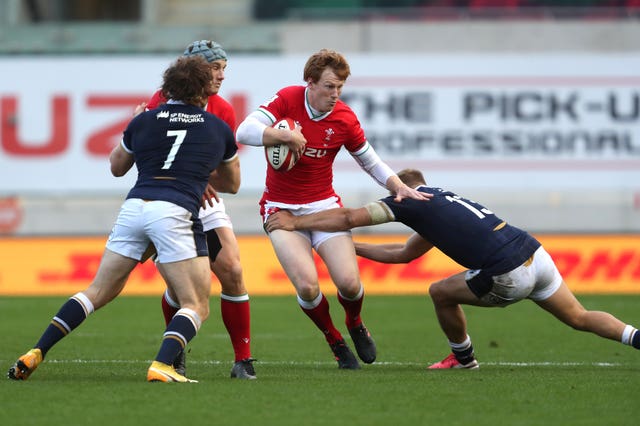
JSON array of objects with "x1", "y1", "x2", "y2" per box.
[{"x1": 364, "y1": 201, "x2": 395, "y2": 225}]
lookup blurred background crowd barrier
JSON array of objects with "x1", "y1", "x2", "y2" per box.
[
  {"x1": 2, "y1": 1, "x2": 640, "y2": 54},
  {"x1": 0, "y1": 0, "x2": 639, "y2": 236}
]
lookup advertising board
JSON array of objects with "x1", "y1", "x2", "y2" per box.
[{"x1": 1, "y1": 54, "x2": 638, "y2": 195}]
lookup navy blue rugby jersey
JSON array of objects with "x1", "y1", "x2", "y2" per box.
[
  {"x1": 121, "y1": 102, "x2": 237, "y2": 215},
  {"x1": 380, "y1": 186, "x2": 541, "y2": 275}
]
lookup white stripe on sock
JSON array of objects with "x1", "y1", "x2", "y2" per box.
[
  {"x1": 72, "y1": 292, "x2": 95, "y2": 315},
  {"x1": 164, "y1": 290, "x2": 180, "y2": 308},
  {"x1": 621, "y1": 325, "x2": 636, "y2": 345},
  {"x1": 221, "y1": 293, "x2": 250, "y2": 302},
  {"x1": 449, "y1": 334, "x2": 472, "y2": 351},
  {"x1": 175, "y1": 308, "x2": 202, "y2": 331},
  {"x1": 338, "y1": 284, "x2": 364, "y2": 302},
  {"x1": 297, "y1": 292, "x2": 323, "y2": 310}
]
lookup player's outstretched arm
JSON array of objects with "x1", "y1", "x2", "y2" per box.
[
  {"x1": 386, "y1": 176, "x2": 432, "y2": 202},
  {"x1": 265, "y1": 207, "x2": 373, "y2": 233},
  {"x1": 354, "y1": 233, "x2": 433, "y2": 264}
]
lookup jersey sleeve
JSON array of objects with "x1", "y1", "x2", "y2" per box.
[
  {"x1": 257, "y1": 86, "x2": 298, "y2": 124},
  {"x1": 342, "y1": 106, "x2": 367, "y2": 152},
  {"x1": 222, "y1": 124, "x2": 238, "y2": 161},
  {"x1": 146, "y1": 90, "x2": 166, "y2": 110},
  {"x1": 121, "y1": 114, "x2": 143, "y2": 153},
  {"x1": 120, "y1": 133, "x2": 133, "y2": 153}
]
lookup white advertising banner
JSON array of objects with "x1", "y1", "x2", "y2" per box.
[{"x1": 0, "y1": 53, "x2": 638, "y2": 195}]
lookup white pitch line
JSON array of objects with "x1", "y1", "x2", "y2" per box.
[{"x1": 0, "y1": 359, "x2": 624, "y2": 367}]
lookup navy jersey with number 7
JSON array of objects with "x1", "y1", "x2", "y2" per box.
[{"x1": 121, "y1": 102, "x2": 237, "y2": 216}]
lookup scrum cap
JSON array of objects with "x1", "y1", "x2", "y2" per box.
[{"x1": 183, "y1": 40, "x2": 227, "y2": 63}]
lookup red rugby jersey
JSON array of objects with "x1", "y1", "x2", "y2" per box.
[{"x1": 258, "y1": 85, "x2": 366, "y2": 204}]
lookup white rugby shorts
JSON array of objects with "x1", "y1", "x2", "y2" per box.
[
  {"x1": 199, "y1": 197, "x2": 232, "y2": 232},
  {"x1": 262, "y1": 196, "x2": 350, "y2": 251},
  {"x1": 106, "y1": 198, "x2": 208, "y2": 263},
  {"x1": 466, "y1": 246, "x2": 563, "y2": 306}
]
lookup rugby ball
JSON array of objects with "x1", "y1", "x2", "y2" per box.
[{"x1": 265, "y1": 118, "x2": 298, "y2": 172}]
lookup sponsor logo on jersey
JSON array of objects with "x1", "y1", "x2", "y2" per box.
[{"x1": 169, "y1": 113, "x2": 204, "y2": 123}]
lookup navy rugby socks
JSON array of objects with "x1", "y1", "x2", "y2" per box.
[
  {"x1": 450, "y1": 334, "x2": 476, "y2": 365},
  {"x1": 35, "y1": 292, "x2": 94, "y2": 357},
  {"x1": 155, "y1": 308, "x2": 200, "y2": 366}
]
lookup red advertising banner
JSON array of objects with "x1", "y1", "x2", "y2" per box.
[{"x1": 0, "y1": 234, "x2": 638, "y2": 296}]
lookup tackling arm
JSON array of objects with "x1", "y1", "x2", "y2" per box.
[
  {"x1": 354, "y1": 232, "x2": 434, "y2": 264},
  {"x1": 265, "y1": 206, "x2": 378, "y2": 233},
  {"x1": 265, "y1": 201, "x2": 395, "y2": 233}
]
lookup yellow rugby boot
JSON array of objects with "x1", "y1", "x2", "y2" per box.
[
  {"x1": 8, "y1": 348, "x2": 43, "y2": 380},
  {"x1": 147, "y1": 361, "x2": 197, "y2": 383}
]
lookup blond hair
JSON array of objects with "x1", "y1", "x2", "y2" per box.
[{"x1": 396, "y1": 169, "x2": 426, "y2": 188}]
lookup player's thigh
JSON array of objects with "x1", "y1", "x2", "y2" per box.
[
  {"x1": 157, "y1": 256, "x2": 211, "y2": 308},
  {"x1": 431, "y1": 271, "x2": 489, "y2": 306},
  {"x1": 200, "y1": 202, "x2": 232, "y2": 263},
  {"x1": 269, "y1": 229, "x2": 318, "y2": 288},
  {"x1": 316, "y1": 234, "x2": 360, "y2": 287},
  {"x1": 85, "y1": 248, "x2": 139, "y2": 308},
  {"x1": 534, "y1": 281, "x2": 586, "y2": 325},
  {"x1": 210, "y1": 227, "x2": 246, "y2": 294},
  {"x1": 205, "y1": 228, "x2": 223, "y2": 263},
  {"x1": 213, "y1": 226, "x2": 241, "y2": 265}
]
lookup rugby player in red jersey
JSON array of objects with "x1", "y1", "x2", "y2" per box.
[{"x1": 236, "y1": 49, "x2": 431, "y2": 369}]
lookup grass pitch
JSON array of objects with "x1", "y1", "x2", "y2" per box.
[{"x1": 1, "y1": 295, "x2": 637, "y2": 426}]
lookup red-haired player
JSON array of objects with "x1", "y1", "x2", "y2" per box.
[{"x1": 237, "y1": 49, "x2": 431, "y2": 369}]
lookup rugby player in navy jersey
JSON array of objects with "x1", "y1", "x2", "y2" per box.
[
  {"x1": 8, "y1": 55, "x2": 240, "y2": 383},
  {"x1": 142, "y1": 40, "x2": 255, "y2": 380},
  {"x1": 265, "y1": 169, "x2": 640, "y2": 369}
]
